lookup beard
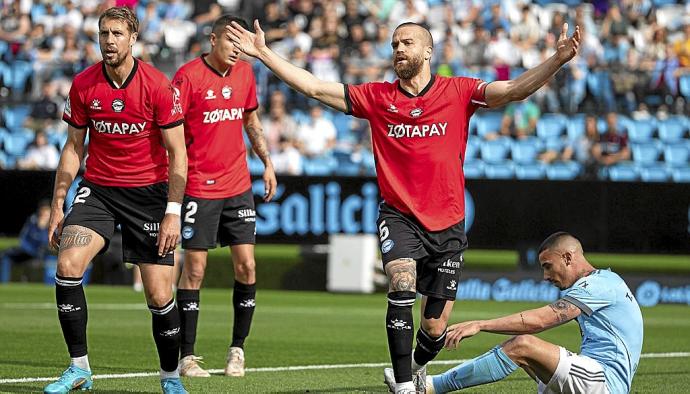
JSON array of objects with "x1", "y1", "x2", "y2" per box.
[
  {"x1": 102, "y1": 49, "x2": 127, "y2": 67},
  {"x1": 394, "y1": 54, "x2": 424, "y2": 80}
]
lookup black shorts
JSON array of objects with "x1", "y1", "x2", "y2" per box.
[
  {"x1": 63, "y1": 179, "x2": 173, "y2": 265},
  {"x1": 181, "y1": 189, "x2": 256, "y2": 250},
  {"x1": 377, "y1": 203, "x2": 467, "y2": 300}
]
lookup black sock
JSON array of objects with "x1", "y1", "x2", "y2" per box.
[
  {"x1": 386, "y1": 291, "x2": 416, "y2": 383},
  {"x1": 149, "y1": 299, "x2": 181, "y2": 372},
  {"x1": 231, "y1": 281, "x2": 256, "y2": 348},
  {"x1": 176, "y1": 289, "x2": 200, "y2": 358},
  {"x1": 55, "y1": 275, "x2": 88, "y2": 358},
  {"x1": 413, "y1": 327, "x2": 447, "y2": 366}
]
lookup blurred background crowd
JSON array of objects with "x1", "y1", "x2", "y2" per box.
[{"x1": 1, "y1": 0, "x2": 690, "y2": 181}]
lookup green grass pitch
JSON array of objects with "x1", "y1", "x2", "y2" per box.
[{"x1": 1, "y1": 284, "x2": 689, "y2": 393}]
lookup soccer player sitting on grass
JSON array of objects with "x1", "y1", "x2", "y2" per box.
[{"x1": 407, "y1": 232, "x2": 644, "y2": 394}]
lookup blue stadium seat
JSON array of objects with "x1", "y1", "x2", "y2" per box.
[
  {"x1": 7, "y1": 61, "x2": 33, "y2": 94},
  {"x1": 664, "y1": 144, "x2": 689, "y2": 167},
  {"x1": 511, "y1": 138, "x2": 542, "y2": 164},
  {"x1": 2, "y1": 105, "x2": 31, "y2": 130},
  {"x1": 670, "y1": 167, "x2": 690, "y2": 183},
  {"x1": 247, "y1": 156, "x2": 264, "y2": 175},
  {"x1": 463, "y1": 160, "x2": 484, "y2": 179},
  {"x1": 657, "y1": 117, "x2": 687, "y2": 142},
  {"x1": 302, "y1": 155, "x2": 337, "y2": 176},
  {"x1": 627, "y1": 119, "x2": 657, "y2": 143},
  {"x1": 631, "y1": 143, "x2": 660, "y2": 165},
  {"x1": 332, "y1": 112, "x2": 352, "y2": 140},
  {"x1": 480, "y1": 139, "x2": 510, "y2": 164},
  {"x1": 639, "y1": 165, "x2": 669, "y2": 182},
  {"x1": 536, "y1": 113, "x2": 568, "y2": 140},
  {"x1": 515, "y1": 163, "x2": 546, "y2": 180},
  {"x1": 3, "y1": 132, "x2": 32, "y2": 156},
  {"x1": 291, "y1": 110, "x2": 310, "y2": 125},
  {"x1": 464, "y1": 138, "x2": 481, "y2": 162},
  {"x1": 608, "y1": 163, "x2": 638, "y2": 182},
  {"x1": 680, "y1": 75, "x2": 690, "y2": 100},
  {"x1": 545, "y1": 161, "x2": 581, "y2": 180},
  {"x1": 468, "y1": 115, "x2": 478, "y2": 135},
  {"x1": 475, "y1": 112, "x2": 504, "y2": 138},
  {"x1": 484, "y1": 163, "x2": 514, "y2": 179},
  {"x1": 334, "y1": 160, "x2": 361, "y2": 176},
  {"x1": 567, "y1": 114, "x2": 586, "y2": 141}
]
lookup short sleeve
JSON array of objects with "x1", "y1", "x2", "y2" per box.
[
  {"x1": 62, "y1": 83, "x2": 88, "y2": 129},
  {"x1": 244, "y1": 70, "x2": 259, "y2": 112},
  {"x1": 562, "y1": 277, "x2": 614, "y2": 316},
  {"x1": 345, "y1": 83, "x2": 376, "y2": 118},
  {"x1": 453, "y1": 77, "x2": 488, "y2": 114},
  {"x1": 155, "y1": 79, "x2": 184, "y2": 129},
  {"x1": 172, "y1": 71, "x2": 193, "y2": 115}
]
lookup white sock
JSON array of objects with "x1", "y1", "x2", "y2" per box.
[
  {"x1": 160, "y1": 368, "x2": 180, "y2": 380},
  {"x1": 427, "y1": 376, "x2": 436, "y2": 394},
  {"x1": 412, "y1": 358, "x2": 424, "y2": 373},
  {"x1": 71, "y1": 355, "x2": 90, "y2": 372},
  {"x1": 395, "y1": 381, "x2": 415, "y2": 393}
]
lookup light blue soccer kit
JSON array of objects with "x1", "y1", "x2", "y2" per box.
[
  {"x1": 432, "y1": 269, "x2": 643, "y2": 393},
  {"x1": 561, "y1": 269, "x2": 644, "y2": 393}
]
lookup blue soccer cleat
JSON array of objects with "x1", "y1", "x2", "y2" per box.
[
  {"x1": 160, "y1": 378, "x2": 188, "y2": 394},
  {"x1": 43, "y1": 365, "x2": 92, "y2": 393}
]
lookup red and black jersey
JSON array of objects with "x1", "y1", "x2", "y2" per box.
[
  {"x1": 62, "y1": 59, "x2": 184, "y2": 187},
  {"x1": 346, "y1": 75, "x2": 488, "y2": 231},
  {"x1": 173, "y1": 56, "x2": 258, "y2": 199}
]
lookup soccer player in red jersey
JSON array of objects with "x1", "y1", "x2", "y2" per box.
[
  {"x1": 45, "y1": 7, "x2": 188, "y2": 394},
  {"x1": 171, "y1": 15, "x2": 276, "y2": 378},
  {"x1": 227, "y1": 19, "x2": 580, "y2": 394}
]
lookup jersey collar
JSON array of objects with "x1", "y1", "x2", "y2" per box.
[
  {"x1": 102, "y1": 58, "x2": 139, "y2": 89},
  {"x1": 397, "y1": 74, "x2": 436, "y2": 98},
  {"x1": 201, "y1": 54, "x2": 231, "y2": 77}
]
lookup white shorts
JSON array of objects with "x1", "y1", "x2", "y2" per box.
[{"x1": 537, "y1": 347, "x2": 609, "y2": 394}]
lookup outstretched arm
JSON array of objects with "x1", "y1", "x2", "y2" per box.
[
  {"x1": 444, "y1": 298, "x2": 581, "y2": 349},
  {"x1": 226, "y1": 20, "x2": 347, "y2": 113},
  {"x1": 484, "y1": 23, "x2": 581, "y2": 108}
]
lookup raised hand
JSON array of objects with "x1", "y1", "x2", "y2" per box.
[
  {"x1": 225, "y1": 19, "x2": 266, "y2": 58},
  {"x1": 556, "y1": 23, "x2": 581, "y2": 64}
]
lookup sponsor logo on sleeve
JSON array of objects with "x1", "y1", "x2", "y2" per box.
[{"x1": 64, "y1": 96, "x2": 72, "y2": 117}]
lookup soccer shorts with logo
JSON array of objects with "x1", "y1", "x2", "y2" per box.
[
  {"x1": 181, "y1": 188, "x2": 256, "y2": 249},
  {"x1": 376, "y1": 202, "x2": 467, "y2": 300},
  {"x1": 62, "y1": 179, "x2": 173, "y2": 265},
  {"x1": 537, "y1": 347, "x2": 609, "y2": 394}
]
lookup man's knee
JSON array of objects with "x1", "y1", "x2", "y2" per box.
[
  {"x1": 182, "y1": 253, "x2": 207, "y2": 286},
  {"x1": 502, "y1": 335, "x2": 538, "y2": 365},
  {"x1": 56, "y1": 255, "x2": 88, "y2": 278},
  {"x1": 233, "y1": 257, "x2": 255, "y2": 279},
  {"x1": 421, "y1": 318, "x2": 447, "y2": 338},
  {"x1": 146, "y1": 288, "x2": 173, "y2": 308},
  {"x1": 386, "y1": 258, "x2": 416, "y2": 292}
]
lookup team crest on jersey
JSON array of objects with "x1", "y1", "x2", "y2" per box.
[
  {"x1": 410, "y1": 108, "x2": 423, "y2": 118},
  {"x1": 112, "y1": 99, "x2": 125, "y2": 112},
  {"x1": 387, "y1": 103, "x2": 398, "y2": 113},
  {"x1": 222, "y1": 85, "x2": 232, "y2": 99},
  {"x1": 182, "y1": 226, "x2": 194, "y2": 239},
  {"x1": 381, "y1": 239, "x2": 394, "y2": 254},
  {"x1": 205, "y1": 89, "x2": 216, "y2": 99},
  {"x1": 90, "y1": 99, "x2": 102, "y2": 110}
]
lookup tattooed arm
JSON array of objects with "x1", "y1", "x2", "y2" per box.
[
  {"x1": 243, "y1": 110, "x2": 276, "y2": 201},
  {"x1": 446, "y1": 298, "x2": 582, "y2": 347}
]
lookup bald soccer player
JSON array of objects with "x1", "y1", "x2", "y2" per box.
[{"x1": 418, "y1": 232, "x2": 643, "y2": 394}]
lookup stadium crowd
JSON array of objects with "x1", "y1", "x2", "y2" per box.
[{"x1": 1, "y1": 0, "x2": 690, "y2": 181}]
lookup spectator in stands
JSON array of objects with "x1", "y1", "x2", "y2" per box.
[
  {"x1": 435, "y1": 40, "x2": 463, "y2": 77},
  {"x1": 592, "y1": 112, "x2": 630, "y2": 167},
  {"x1": 345, "y1": 40, "x2": 385, "y2": 84},
  {"x1": 499, "y1": 99, "x2": 541, "y2": 140},
  {"x1": 296, "y1": 105, "x2": 337, "y2": 157},
  {"x1": 272, "y1": 136, "x2": 303, "y2": 175},
  {"x1": 0, "y1": 199, "x2": 51, "y2": 283},
  {"x1": 261, "y1": 91, "x2": 298, "y2": 153},
  {"x1": 542, "y1": 114, "x2": 600, "y2": 179},
  {"x1": 674, "y1": 24, "x2": 690, "y2": 68},
  {"x1": 17, "y1": 131, "x2": 59, "y2": 170}
]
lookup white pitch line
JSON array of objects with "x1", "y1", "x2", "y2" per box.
[{"x1": 2, "y1": 353, "x2": 690, "y2": 385}]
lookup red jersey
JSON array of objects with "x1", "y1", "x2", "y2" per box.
[
  {"x1": 173, "y1": 56, "x2": 258, "y2": 199},
  {"x1": 346, "y1": 75, "x2": 488, "y2": 231},
  {"x1": 62, "y1": 59, "x2": 183, "y2": 187}
]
